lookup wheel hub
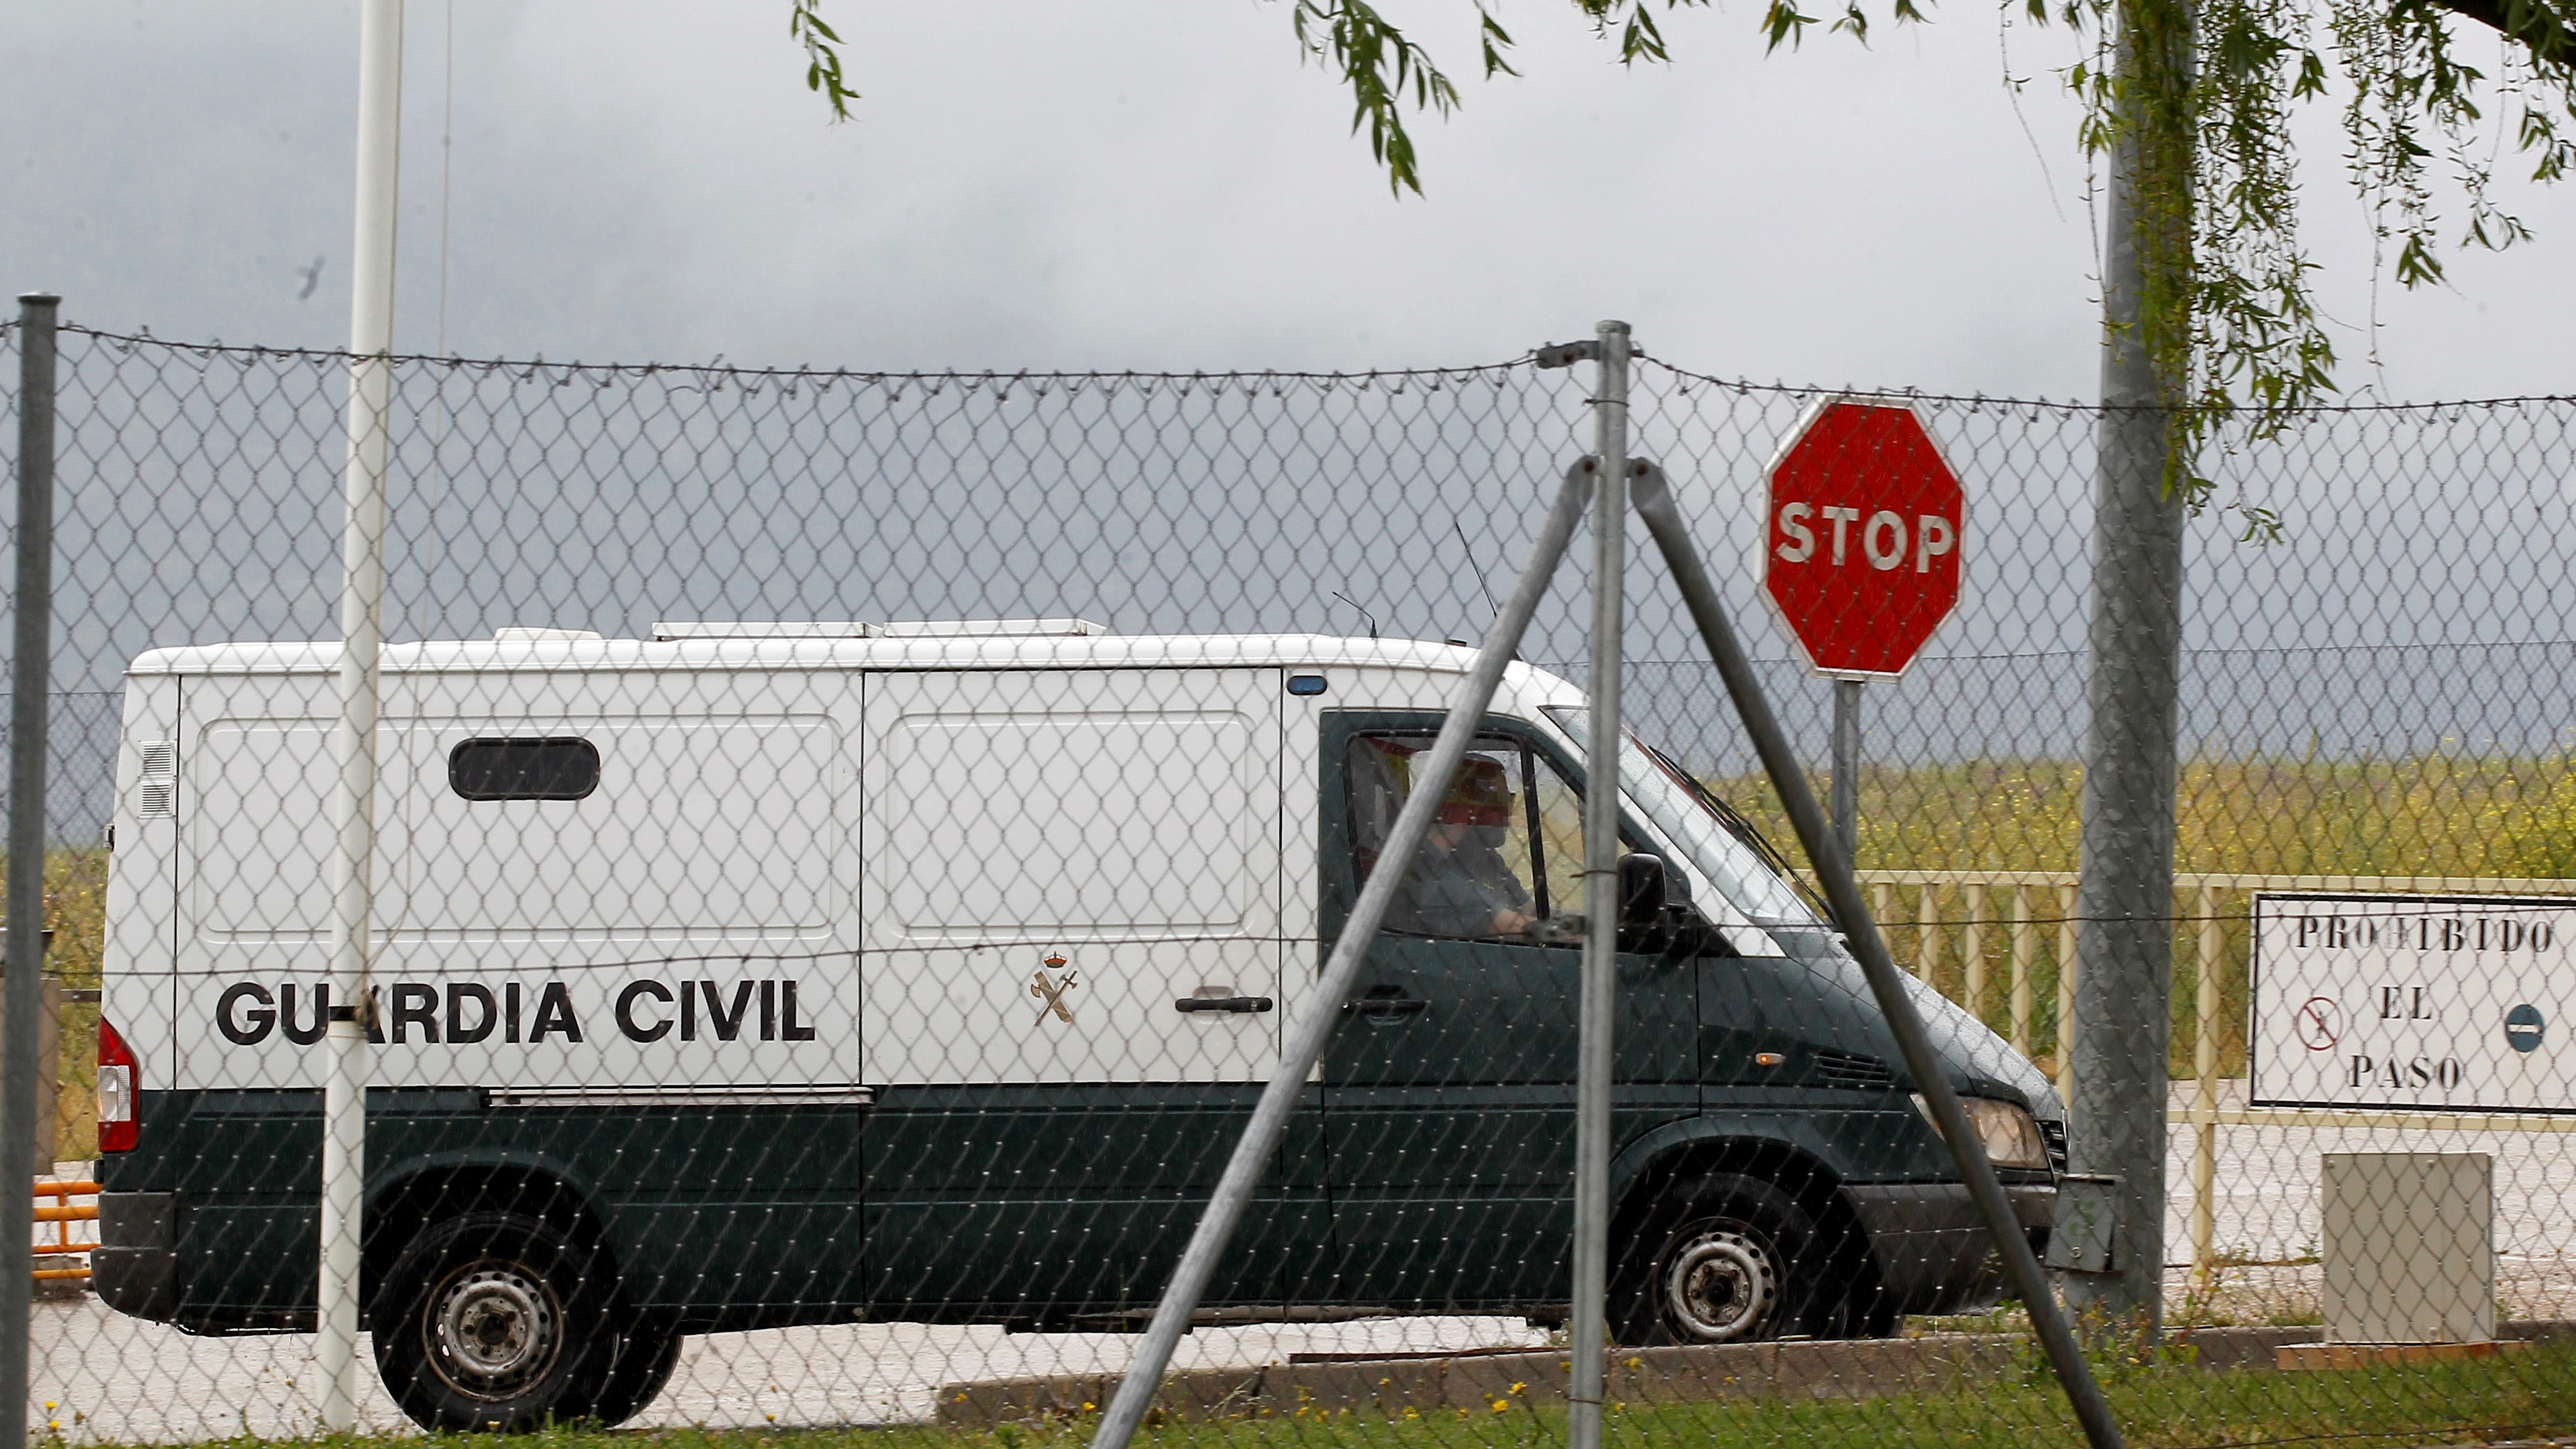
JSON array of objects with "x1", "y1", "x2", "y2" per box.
[
  {"x1": 1663, "y1": 1226, "x2": 1778, "y2": 1342},
  {"x1": 430, "y1": 1263, "x2": 559, "y2": 1396}
]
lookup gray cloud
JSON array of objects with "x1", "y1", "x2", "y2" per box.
[{"x1": 6, "y1": 0, "x2": 2570, "y2": 396}]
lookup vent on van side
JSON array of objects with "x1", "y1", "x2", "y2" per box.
[
  {"x1": 138, "y1": 741, "x2": 176, "y2": 819},
  {"x1": 1811, "y1": 1050, "x2": 1896, "y2": 1091}
]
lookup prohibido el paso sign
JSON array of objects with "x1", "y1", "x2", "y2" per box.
[{"x1": 2250, "y1": 892, "x2": 2571, "y2": 1113}]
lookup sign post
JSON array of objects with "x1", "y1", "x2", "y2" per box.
[{"x1": 1762, "y1": 398, "x2": 1966, "y2": 863}]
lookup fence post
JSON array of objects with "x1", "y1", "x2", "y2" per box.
[
  {"x1": 2066, "y1": 0, "x2": 2191, "y2": 1326},
  {"x1": 1566, "y1": 319, "x2": 1631, "y2": 1449},
  {"x1": 2011, "y1": 885, "x2": 2035, "y2": 1055},
  {"x1": 318, "y1": 0, "x2": 403, "y2": 1428},
  {"x1": 2191, "y1": 882, "x2": 2221, "y2": 1287},
  {"x1": 2056, "y1": 882, "x2": 2078, "y2": 1112},
  {"x1": 2, "y1": 291, "x2": 61, "y2": 1449},
  {"x1": 1964, "y1": 881, "x2": 1987, "y2": 1023}
]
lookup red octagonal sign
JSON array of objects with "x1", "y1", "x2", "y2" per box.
[{"x1": 1763, "y1": 398, "x2": 1964, "y2": 678}]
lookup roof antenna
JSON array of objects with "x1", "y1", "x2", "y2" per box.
[
  {"x1": 1452, "y1": 520, "x2": 1523, "y2": 661},
  {"x1": 1331, "y1": 590, "x2": 1380, "y2": 640},
  {"x1": 1455, "y1": 521, "x2": 1500, "y2": 622}
]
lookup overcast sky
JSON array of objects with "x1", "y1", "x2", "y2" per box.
[{"x1": 11, "y1": 0, "x2": 2572, "y2": 399}]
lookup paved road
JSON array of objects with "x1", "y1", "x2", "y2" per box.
[{"x1": 30, "y1": 1301, "x2": 1548, "y2": 1441}]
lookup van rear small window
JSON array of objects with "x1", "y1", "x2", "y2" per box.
[{"x1": 448, "y1": 738, "x2": 600, "y2": 801}]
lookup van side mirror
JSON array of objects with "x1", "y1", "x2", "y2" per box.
[
  {"x1": 1617, "y1": 853, "x2": 1667, "y2": 928},
  {"x1": 1615, "y1": 853, "x2": 1674, "y2": 955}
]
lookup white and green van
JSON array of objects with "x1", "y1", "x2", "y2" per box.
[{"x1": 90, "y1": 624, "x2": 2062, "y2": 1431}]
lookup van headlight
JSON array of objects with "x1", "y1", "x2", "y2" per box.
[{"x1": 1910, "y1": 1094, "x2": 2050, "y2": 1171}]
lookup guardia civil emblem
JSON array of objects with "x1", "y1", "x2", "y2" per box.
[{"x1": 1030, "y1": 953, "x2": 1078, "y2": 1025}]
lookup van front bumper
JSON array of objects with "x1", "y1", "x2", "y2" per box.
[
  {"x1": 94, "y1": 1192, "x2": 179, "y2": 1323},
  {"x1": 1842, "y1": 1181, "x2": 2054, "y2": 1315}
]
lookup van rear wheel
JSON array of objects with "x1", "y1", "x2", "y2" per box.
[
  {"x1": 370, "y1": 1211, "x2": 617, "y2": 1433},
  {"x1": 1611, "y1": 1173, "x2": 1833, "y2": 1346}
]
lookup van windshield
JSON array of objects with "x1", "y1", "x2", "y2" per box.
[{"x1": 1542, "y1": 707, "x2": 1822, "y2": 929}]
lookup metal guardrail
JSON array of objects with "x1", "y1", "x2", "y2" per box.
[
  {"x1": 1853, "y1": 869, "x2": 2576, "y2": 1284},
  {"x1": 31, "y1": 1179, "x2": 96, "y2": 1284}
]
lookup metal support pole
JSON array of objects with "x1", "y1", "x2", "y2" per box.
[
  {"x1": 1829, "y1": 678, "x2": 1861, "y2": 861},
  {"x1": 2066, "y1": 0, "x2": 2189, "y2": 1331},
  {"x1": 1, "y1": 291, "x2": 62, "y2": 1449},
  {"x1": 1567, "y1": 319, "x2": 1629, "y2": 1449},
  {"x1": 1633, "y1": 462, "x2": 2125, "y2": 1449},
  {"x1": 319, "y1": 0, "x2": 403, "y2": 1429},
  {"x1": 1087, "y1": 461, "x2": 1594, "y2": 1449}
]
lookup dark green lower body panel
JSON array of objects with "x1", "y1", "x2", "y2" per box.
[
  {"x1": 98, "y1": 1085, "x2": 1985, "y2": 1335},
  {"x1": 102, "y1": 1086, "x2": 1334, "y2": 1334},
  {"x1": 609, "y1": 1199, "x2": 869, "y2": 1323}
]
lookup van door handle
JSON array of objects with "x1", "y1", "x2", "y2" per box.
[
  {"x1": 1174, "y1": 995, "x2": 1274, "y2": 1014},
  {"x1": 1343, "y1": 996, "x2": 1428, "y2": 1017}
]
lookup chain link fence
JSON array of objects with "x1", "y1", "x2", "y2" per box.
[{"x1": 5, "y1": 317, "x2": 2575, "y2": 1446}]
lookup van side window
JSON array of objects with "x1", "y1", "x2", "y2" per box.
[
  {"x1": 448, "y1": 738, "x2": 601, "y2": 801},
  {"x1": 1345, "y1": 733, "x2": 1583, "y2": 944}
]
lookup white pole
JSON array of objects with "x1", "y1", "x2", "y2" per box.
[
  {"x1": 1566, "y1": 319, "x2": 1629, "y2": 1449},
  {"x1": 319, "y1": 0, "x2": 402, "y2": 1430}
]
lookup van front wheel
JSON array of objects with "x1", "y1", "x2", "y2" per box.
[
  {"x1": 1611, "y1": 1173, "x2": 1828, "y2": 1346},
  {"x1": 370, "y1": 1211, "x2": 617, "y2": 1433}
]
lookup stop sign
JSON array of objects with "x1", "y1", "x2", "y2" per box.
[{"x1": 1762, "y1": 398, "x2": 1964, "y2": 678}]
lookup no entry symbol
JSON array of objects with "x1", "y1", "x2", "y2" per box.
[{"x1": 2296, "y1": 996, "x2": 2343, "y2": 1051}]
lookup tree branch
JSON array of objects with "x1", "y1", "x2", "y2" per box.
[{"x1": 2420, "y1": 0, "x2": 2572, "y2": 67}]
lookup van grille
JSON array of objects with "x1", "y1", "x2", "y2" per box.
[
  {"x1": 1811, "y1": 1051, "x2": 1895, "y2": 1091},
  {"x1": 2040, "y1": 1118, "x2": 2070, "y2": 1174}
]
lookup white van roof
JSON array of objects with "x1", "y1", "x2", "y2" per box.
[{"x1": 124, "y1": 631, "x2": 1585, "y2": 701}]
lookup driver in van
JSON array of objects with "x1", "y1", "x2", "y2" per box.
[{"x1": 1398, "y1": 756, "x2": 1538, "y2": 940}]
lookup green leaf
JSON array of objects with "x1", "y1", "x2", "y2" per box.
[{"x1": 788, "y1": 0, "x2": 860, "y2": 121}]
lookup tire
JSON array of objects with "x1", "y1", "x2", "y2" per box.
[
  {"x1": 583, "y1": 1314, "x2": 683, "y2": 1427},
  {"x1": 1826, "y1": 1279, "x2": 1903, "y2": 1340},
  {"x1": 1610, "y1": 1172, "x2": 1843, "y2": 1346},
  {"x1": 369, "y1": 1211, "x2": 619, "y2": 1433}
]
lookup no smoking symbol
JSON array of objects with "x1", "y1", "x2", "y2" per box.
[{"x1": 2296, "y1": 997, "x2": 2343, "y2": 1051}]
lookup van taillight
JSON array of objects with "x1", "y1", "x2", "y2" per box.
[{"x1": 97, "y1": 1017, "x2": 137, "y2": 1153}]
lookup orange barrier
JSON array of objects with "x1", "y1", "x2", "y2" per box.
[{"x1": 33, "y1": 1180, "x2": 98, "y2": 1283}]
